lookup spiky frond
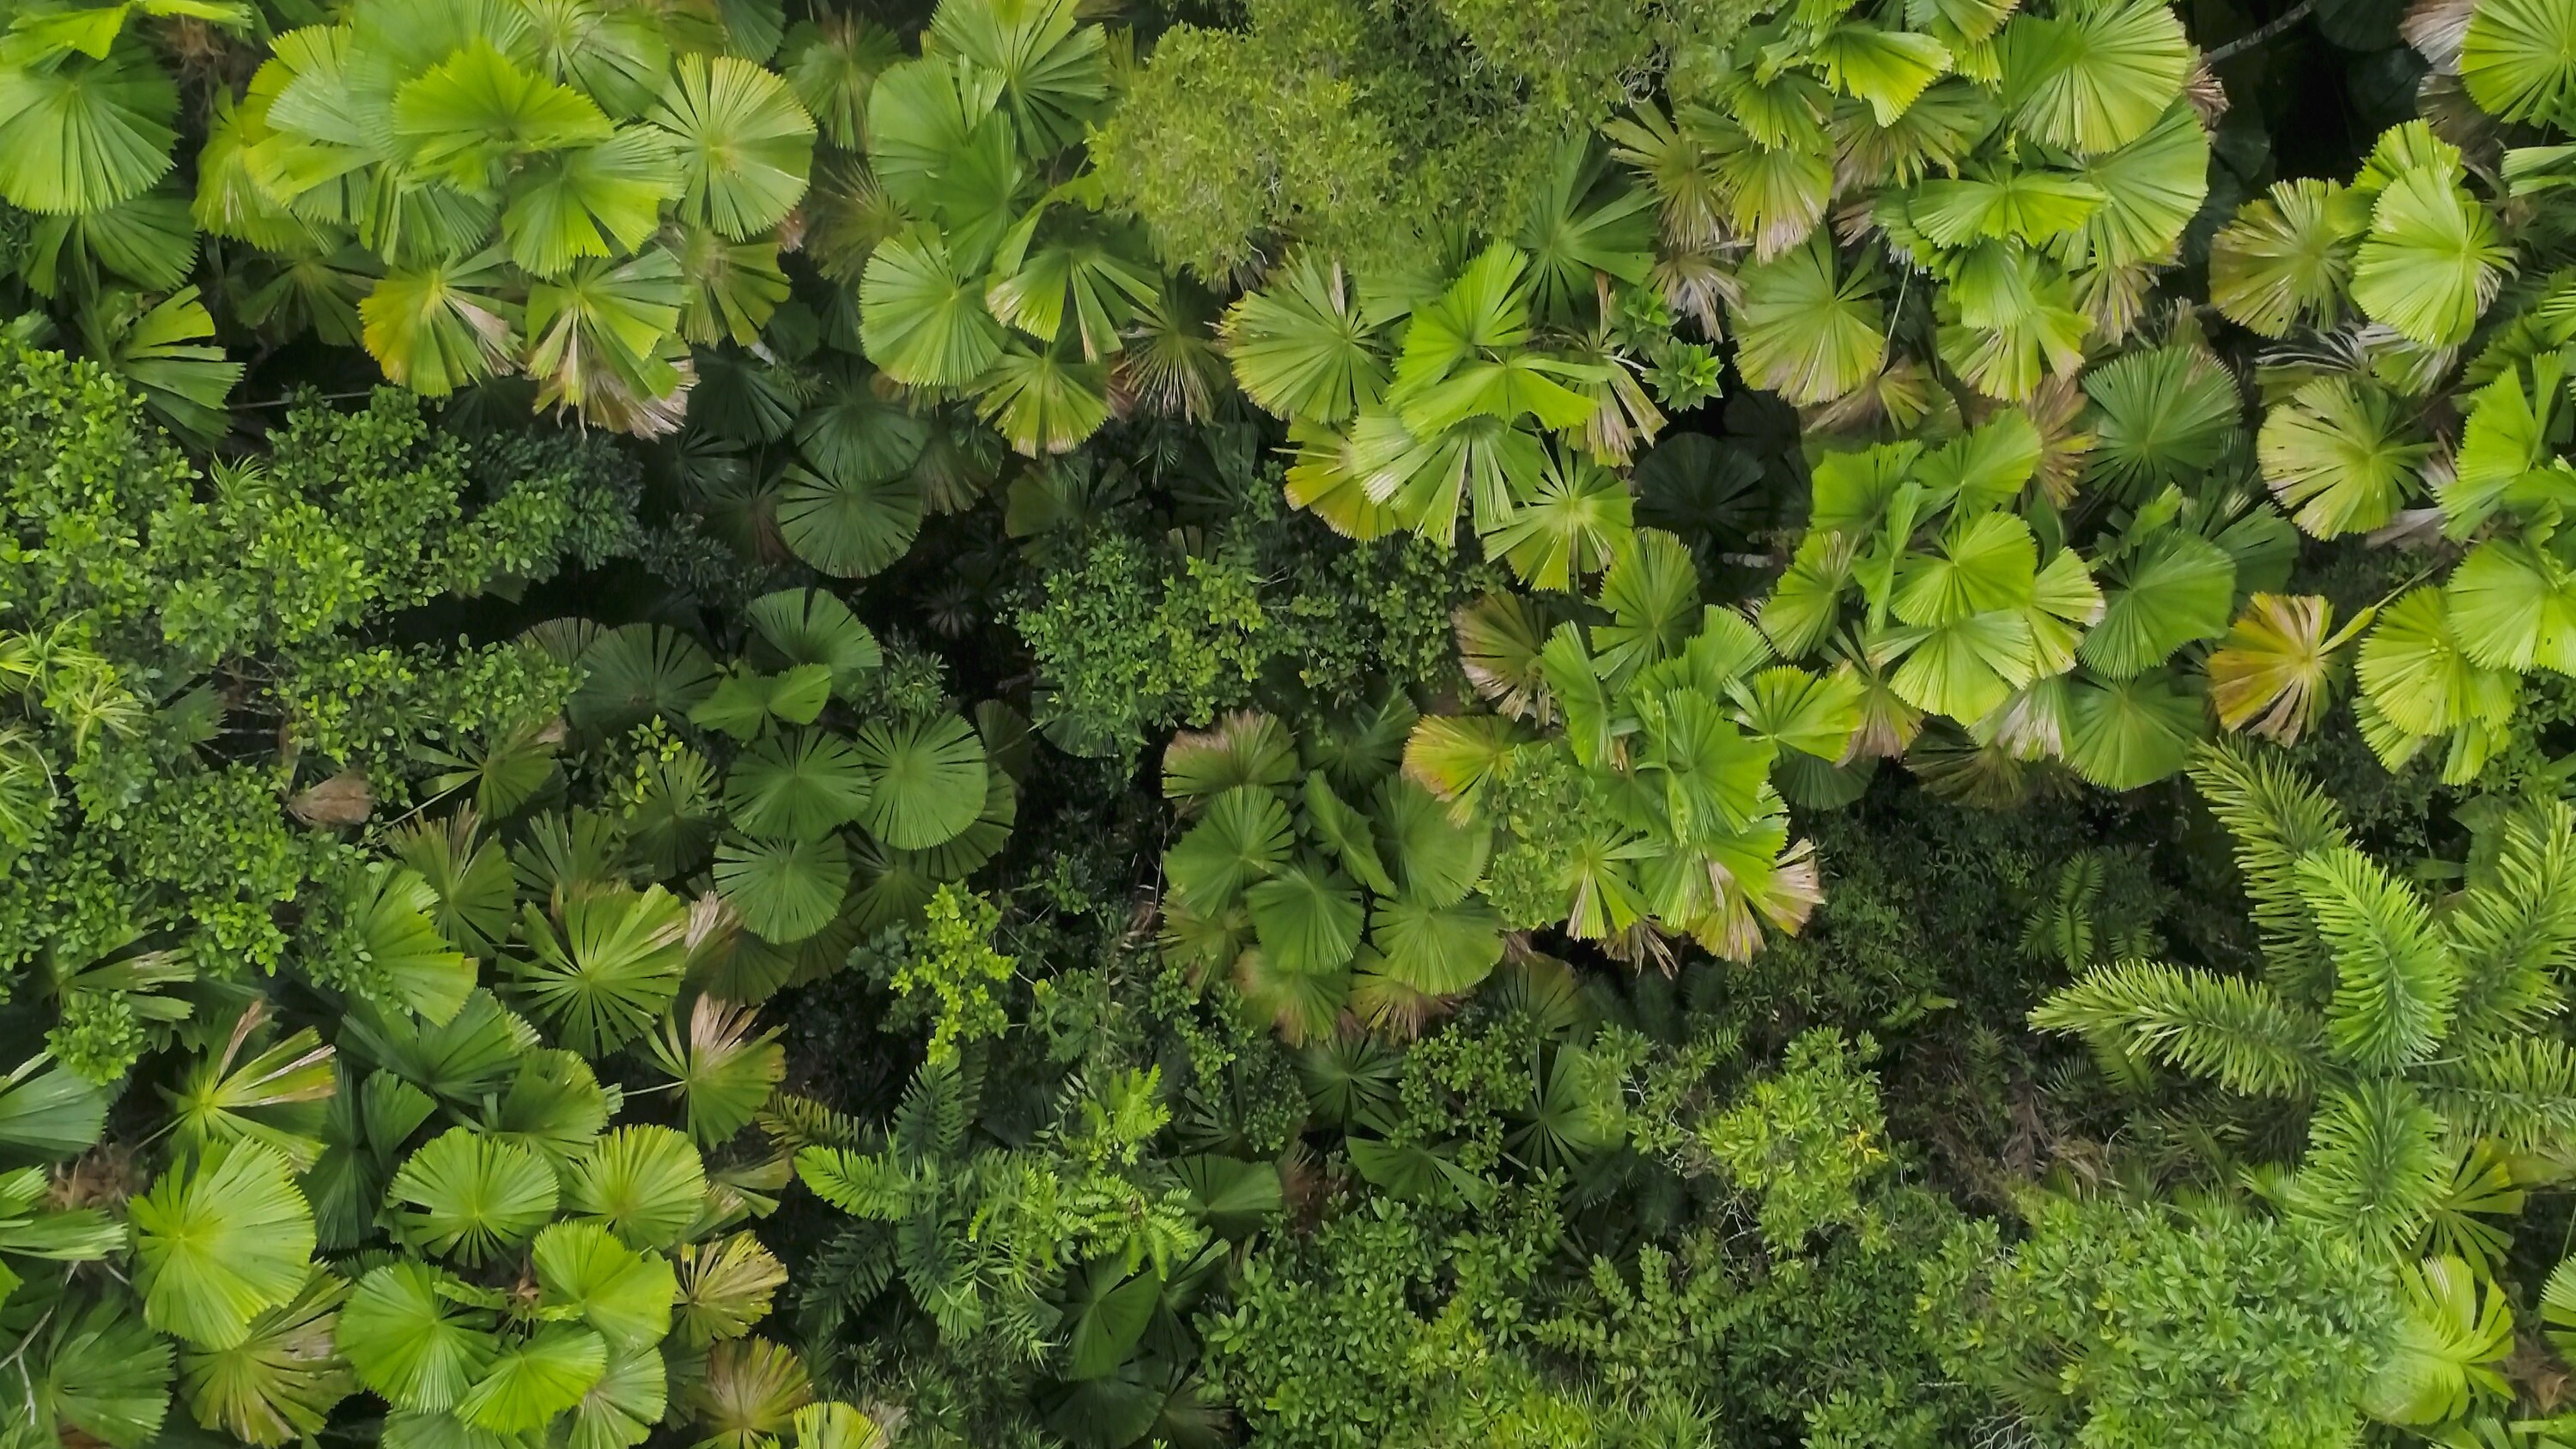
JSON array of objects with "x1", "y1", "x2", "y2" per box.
[
  {"x1": 2030, "y1": 960, "x2": 2325, "y2": 1098},
  {"x1": 2186, "y1": 742, "x2": 2352, "y2": 1001}
]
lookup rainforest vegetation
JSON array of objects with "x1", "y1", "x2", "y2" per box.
[{"x1": 11, "y1": 0, "x2": 2576, "y2": 1445}]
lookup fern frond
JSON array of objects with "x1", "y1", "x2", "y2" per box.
[
  {"x1": 2030, "y1": 960, "x2": 2326, "y2": 1098},
  {"x1": 2188, "y1": 741, "x2": 2351, "y2": 1002},
  {"x1": 793, "y1": 1146, "x2": 917, "y2": 1218},
  {"x1": 2299, "y1": 847, "x2": 2459, "y2": 1073},
  {"x1": 2445, "y1": 800, "x2": 2576, "y2": 1045},
  {"x1": 892, "y1": 1057, "x2": 975, "y2": 1164},
  {"x1": 2421, "y1": 1037, "x2": 2576, "y2": 1150},
  {"x1": 2280, "y1": 1078, "x2": 2451, "y2": 1263},
  {"x1": 758, "y1": 1092, "x2": 866, "y2": 1153}
]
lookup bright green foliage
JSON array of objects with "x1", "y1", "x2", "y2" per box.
[
  {"x1": 2035, "y1": 744, "x2": 2576, "y2": 1258},
  {"x1": 892, "y1": 884, "x2": 1017, "y2": 1062},
  {"x1": 1701, "y1": 1030, "x2": 1888, "y2": 1248},
  {"x1": 197, "y1": 0, "x2": 815, "y2": 432},
  {"x1": 1921, "y1": 1195, "x2": 2395, "y2": 1449}
]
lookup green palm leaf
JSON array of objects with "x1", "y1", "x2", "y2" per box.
[
  {"x1": 795, "y1": 362, "x2": 929, "y2": 482},
  {"x1": 565, "y1": 1342, "x2": 668, "y2": 1449},
  {"x1": 178, "y1": 1267, "x2": 353, "y2": 1446},
  {"x1": 2062, "y1": 668, "x2": 2203, "y2": 789},
  {"x1": 746, "y1": 588, "x2": 884, "y2": 694},
  {"x1": 570, "y1": 622, "x2": 720, "y2": 733},
  {"x1": 2081, "y1": 345, "x2": 2240, "y2": 499},
  {"x1": 2257, "y1": 376, "x2": 2430, "y2": 538},
  {"x1": 775, "y1": 462, "x2": 926, "y2": 578},
  {"x1": 1162, "y1": 713, "x2": 1299, "y2": 801},
  {"x1": 458, "y1": 1324, "x2": 610, "y2": 1434},
  {"x1": 782, "y1": 13, "x2": 901, "y2": 149},
  {"x1": 855, "y1": 226, "x2": 994, "y2": 385},
  {"x1": 512, "y1": 886, "x2": 690, "y2": 1054},
  {"x1": 1233, "y1": 945, "x2": 1352, "y2": 1046},
  {"x1": 563, "y1": 1124, "x2": 707, "y2": 1251},
  {"x1": 644, "y1": 997, "x2": 786, "y2": 1146},
  {"x1": 1365, "y1": 894, "x2": 1504, "y2": 997},
  {"x1": 131, "y1": 1143, "x2": 316, "y2": 1350},
  {"x1": 1222, "y1": 254, "x2": 1385, "y2": 424},
  {"x1": 714, "y1": 833, "x2": 851, "y2": 943},
  {"x1": 2209, "y1": 178, "x2": 2365, "y2": 336},
  {"x1": 2461, "y1": 0, "x2": 2576, "y2": 123},
  {"x1": 1248, "y1": 858, "x2": 1366, "y2": 975},
  {"x1": 2080, "y1": 532, "x2": 2235, "y2": 678},
  {"x1": 2351, "y1": 160, "x2": 2512, "y2": 349},
  {"x1": 392, "y1": 39, "x2": 613, "y2": 190},
  {"x1": 975, "y1": 342, "x2": 1109, "y2": 455},
  {"x1": 532, "y1": 1220, "x2": 677, "y2": 1349},
  {"x1": 853, "y1": 713, "x2": 988, "y2": 849},
  {"x1": 0, "y1": 40, "x2": 176, "y2": 214},
  {"x1": 924, "y1": 0, "x2": 1105, "y2": 155},
  {"x1": 526, "y1": 246, "x2": 690, "y2": 434},
  {"x1": 1733, "y1": 236, "x2": 1886, "y2": 405},
  {"x1": 649, "y1": 53, "x2": 815, "y2": 239},
  {"x1": 80, "y1": 285, "x2": 242, "y2": 447},
  {"x1": 386, "y1": 1126, "x2": 560, "y2": 1266},
  {"x1": 360, "y1": 251, "x2": 524, "y2": 397},
  {"x1": 2070, "y1": 100, "x2": 2208, "y2": 266},
  {"x1": 725, "y1": 729, "x2": 871, "y2": 840},
  {"x1": 1164, "y1": 784, "x2": 1294, "y2": 914},
  {"x1": 2359, "y1": 586, "x2": 2520, "y2": 738},
  {"x1": 23, "y1": 1295, "x2": 173, "y2": 1448},
  {"x1": 502, "y1": 126, "x2": 681, "y2": 276},
  {"x1": 1485, "y1": 449, "x2": 1633, "y2": 591},
  {"x1": 2447, "y1": 538, "x2": 2576, "y2": 673},
  {"x1": 1997, "y1": 0, "x2": 2192, "y2": 155}
]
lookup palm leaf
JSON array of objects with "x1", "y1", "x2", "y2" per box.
[
  {"x1": 645, "y1": 996, "x2": 785, "y2": 1146},
  {"x1": 2209, "y1": 178, "x2": 2364, "y2": 336},
  {"x1": 532, "y1": 1221, "x2": 677, "y2": 1349},
  {"x1": 2062, "y1": 668, "x2": 2203, "y2": 789},
  {"x1": 361, "y1": 251, "x2": 525, "y2": 397},
  {"x1": 724, "y1": 730, "x2": 872, "y2": 840},
  {"x1": 1220, "y1": 254, "x2": 1384, "y2": 424},
  {"x1": 1163, "y1": 784, "x2": 1294, "y2": 914},
  {"x1": 852, "y1": 713, "x2": 988, "y2": 849},
  {"x1": 775, "y1": 461, "x2": 925, "y2": 577},
  {"x1": 2208, "y1": 593, "x2": 2363, "y2": 745},
  {"x1": 2351, "y1": 158, "x2": 2512, "y2": 349},
  {"x1": 2257, "y1": 376, "x2": 2430, "y2": 538},
  {"x1": 2461, "y1": 0, "x2": 2576, "y2": 123},
  {"x1": 131, "y1": 1143, "x2": 316, "y2": 1349},
  {"x1": 1733, "y1": 236, "x2": 1886, "y2": 404},
  {"x1": 1996, "y1": 0, "x2": 2192, "y2": 155},
  {"x1": 502, "y1": 126, "x2": 681, "y2": 277},
  {"x1": 744, "y1": 588, "x2": 883, "y2": 694},
  {"x1": 974, "y1": 341, "x2": 1110, "y2": 455},
  {"x1": 648, "y1": 53, "x2": 815, "y2": 239},
  {"x1": 565, "y1": 1124, "x2": 708, "y2": 1252},
  {"x1": 570, "y1": 623, "x2": 720, "y2": 736},
  {"x1": 714, "y1": 833, "x2": 852, "y2": 943},
  {"x1": 924, "y1": 0, "x2": 1106, "y2": 154},
  {"x1": 511, "y1": 886, "x2": 691, "y2": 1054},
  {"x1": 457, "y1": 1324, "x2": 610, "y2": 1434},
  {"x1": 178, "y1": 1267, "x2": 353, "y2": 1446},
  {"x1": 782, "y1": 13, "x2": 902, "y2": 149},
  {"x1": 386, "y1": 1126, "x2": 560, "y2": 1267},
  {"x1": 0, "y1": 39, "x2": 176, "y2": 214}
]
